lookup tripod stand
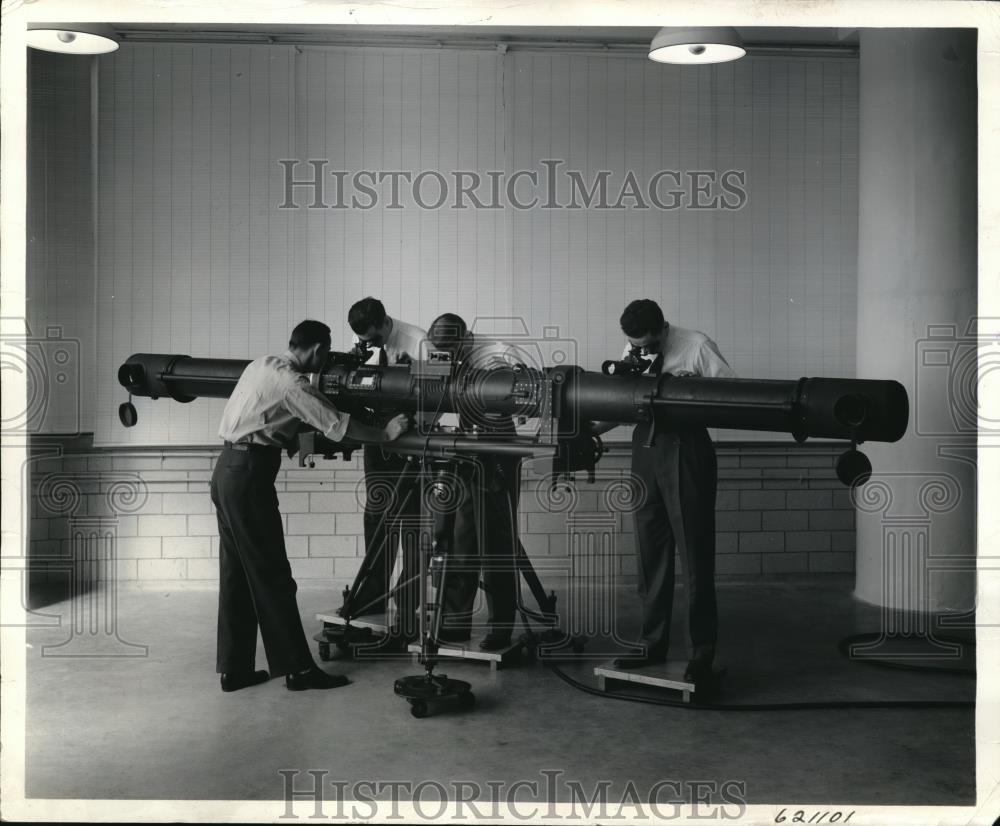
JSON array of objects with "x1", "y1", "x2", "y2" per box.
[
  {"x1": 310, "y1": 451, "x2": 421, "y2": 659},
  {"x1": 393, "y1": 446, "x2": 576, "y2": 715},
  {"x1": 300, "y1": 429, "x2": 585, "y2": 715},
  {"x1": 393, "y1": 456, "x2": 475, "y2": 717},
  {"x1": 314, "y1": 438, "x2": 577, "y2": 655}
]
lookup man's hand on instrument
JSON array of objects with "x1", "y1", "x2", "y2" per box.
[
  {"x1": 589, "y1": 420, "x2": 616, "y2": 437},
  {"x1": 383, "y1": 414, "x2": 410, "y2": 442}
]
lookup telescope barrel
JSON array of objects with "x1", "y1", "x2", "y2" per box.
[
  {"x1": 564, "y1": 373, "x2": 908, "y2": 442},
  {"x1": 118, "y1": 352, "x2": 909, "y2": 444},
  {"x1": 388, "y1": 433, "x2": 557, "y2": 459},
  {"x1": 118, "y1": 354, "x2": 250, "y2": 402}
]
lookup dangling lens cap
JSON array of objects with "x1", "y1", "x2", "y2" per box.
[{"x1": 119, "y1": 401, "x2": 138, "y2": 428}]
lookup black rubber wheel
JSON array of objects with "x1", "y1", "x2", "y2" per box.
[
  {"x1": 459, "y1": 692, "x2": 476, "y2": 711},
  {"x1": 335, "y1": 640, "x2": 350, "y2": 653},
  {"x1": 318, "y1": 643, "x2": 331, "y2": 662},
  {"x1": 410, "y1": 700, "x2": 429, "y2": 718}
]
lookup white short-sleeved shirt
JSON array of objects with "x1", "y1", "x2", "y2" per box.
[
  {"x1": 623, "y1": 324, "x2": 736, "y2": 379},
  {"x1": 218, "y1": 351, "x2": 350, "y2": 446},
  {"x1": 354, "y1": 317, "x2": 428, "y2": 366}
]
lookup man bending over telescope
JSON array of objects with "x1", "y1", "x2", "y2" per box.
[
  {"x1": 592, "y1": 299, "x2": 735, "y2": 683},
  {"x1": 346, "y1": 297, "x2": 428, "y2": 639},
  {"x1": 426, "y1": 313, "x2": 524, "y2": 651},
  {"x1": 213, "y1": 319, "x2": 408, "y2": 693}
]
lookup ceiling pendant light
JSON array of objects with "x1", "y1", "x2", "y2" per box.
[
  {"x1": 648, "y1": 27, "x2": 746, "y2": 65},
  {"x1": 27, "y1": 23, "x2": 120, "y2": 55}
]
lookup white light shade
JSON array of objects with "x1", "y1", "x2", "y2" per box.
[
  {"x1": 648, "y1": 27, "x2": 745, "y2": 64},
  {"x1": 27, "y1": 23, "x2": 120, "y2": 55}
]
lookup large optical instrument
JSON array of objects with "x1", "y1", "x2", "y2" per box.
[{"x1": 117, "y1": 350, "x2": 909, "y2": 486}]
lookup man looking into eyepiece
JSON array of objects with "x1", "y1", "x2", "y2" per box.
[
  {"x1": 347, "y1": 297, "x2": 428, "y2": 637},
  {"x1": 592, "y1": 299, "x2": 735, "y2": 684},
  {"x1": 213, "y1": 319, "x2": 409, "y2": 692},
  {"x1": 426, "y1": 313, "x2": 522, "y2": 651}
]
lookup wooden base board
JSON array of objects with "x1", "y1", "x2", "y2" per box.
[
  {"x1": 315, "y1": 610, "x2": 393, "y2": 634},
  {"x1": 407, "y1": 636, "x2": 522, "y2": 671},
  {"x1": 594, "y1": 661, "x2": 697, "y2": 702}
]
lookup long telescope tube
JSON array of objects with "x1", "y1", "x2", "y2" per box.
[{"x1": 117, "y1": 353, "x2": 908, "y2": 443}]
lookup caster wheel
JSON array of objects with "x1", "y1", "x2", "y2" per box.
[
  {"x1": 571, "y1": 636, "x2": 587, "y2": 654},
  {"x1": 318, "y1": 643, "x2": 331, "y2": 662},
  {"x1": 410, "y1": 700, "x2": 429, "y2": 719},
  {"x1": 335, "y1": 640, "x2": 351, "y2": 653},
  {"x1": 459, "y1": 692, "x2": 476, "y2": 711}
]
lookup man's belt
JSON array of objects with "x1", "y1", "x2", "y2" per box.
[{"x1": 223, "y1": 440, "x2": 279, "y2": 452}]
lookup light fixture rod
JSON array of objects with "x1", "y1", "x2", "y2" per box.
[{"x1": 113, "y1": 31, "x2": 857, "y2": 57}]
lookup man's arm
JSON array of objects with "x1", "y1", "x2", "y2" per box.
[
  {"x1": 345, "y1": 415, "x2": 408, "y2": 443},
  {"x1": 283, "y1": 377, "x2": 408, "y2": 443}
]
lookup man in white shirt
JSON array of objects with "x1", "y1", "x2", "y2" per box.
[
  {"x1": 592, "y1": 300, "x2": 736, "y2": 683},
  {"x1": 426, "y1": 313, "x2": 522, "y2": 651},
  {"x1": 213, "y1": 319, "x2": 409, "y2": 692},
  {"x1": 346, "y1": 298, "x2": 428, "y2": 635}
]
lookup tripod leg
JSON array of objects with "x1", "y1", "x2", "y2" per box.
[
  {"x1": 414, "y1": 461, "x2": 459, "y2": 667},
  {"x1": 343, "y1": 460, "x2": 420, "y2": 619},
  {"x1": 515, "y1": 539, "x2": 557, "y2": 619},
  {"x1": 427, "y1": 466, "x2": 457, "y2": 645},
  {"x1": 496, "y1": 474, "x2": 558, "y2": 623}
]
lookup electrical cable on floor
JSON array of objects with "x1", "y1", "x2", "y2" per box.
[{"x1": 538, "y1": 631, "x2": 976, "y2": 711}]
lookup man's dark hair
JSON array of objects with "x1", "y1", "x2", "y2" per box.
[
  {"x1": 619, "y1": 299, "x2": 665, "y2": 338},
  {"x1": 348, "y1": 297, "x2": 388, "y2": 335},
  {"x1": 428, "y1": 313, "x2": 468, "y2": 350},
  {"x1": 289, "y1": 319, "x2": 331, "y2": 350}
]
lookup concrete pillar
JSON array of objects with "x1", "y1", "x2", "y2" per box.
[{"x1": 855, "y1": 29, "x2": 978, "y2": 612}]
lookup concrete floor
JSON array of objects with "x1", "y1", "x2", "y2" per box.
[{"x1": 22, "y1": 578, "x2": 975, "y2": 807}]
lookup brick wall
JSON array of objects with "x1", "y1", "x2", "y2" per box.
[{"x1": 24, "y1": 438, "x2": 856, "y2": 591}]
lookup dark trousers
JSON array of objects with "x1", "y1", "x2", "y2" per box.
[
  {"x1": 441, "y1": 455, "x2": 521, "y2": 633},
  {"x1": 211, "y1": 446, "x2": 313, "y2": 677},
  {"x1": 350, "y1": 445, "x2": 422, "y2": 621},
  {"x1": 630, "y1": 422, "x2": 719, "y2": 661}
]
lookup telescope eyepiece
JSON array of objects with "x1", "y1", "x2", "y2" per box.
[{"x1": 602, "y1": 359, "x2": 644, "y2": 376}]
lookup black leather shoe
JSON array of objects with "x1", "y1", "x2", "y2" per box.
[
  {"x1": 612, "y1": 653, "x2": 667, "y2": 670},
  {"x1": 285, "y1": 666, "x2": 350, "y2": 691},
  {"x1": 220, "y1": 670, "x2": 269, "y2": 692},
  {"x1": 479, "y1": 631, "x2": 513, "y2": 651},
  {"x1": 684, "y1": 657, "x2": 714, "y2": 683}
]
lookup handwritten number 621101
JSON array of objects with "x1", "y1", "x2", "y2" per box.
[{"x1": 775, "y1": 811, "x2": 855, "y2": 824}]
